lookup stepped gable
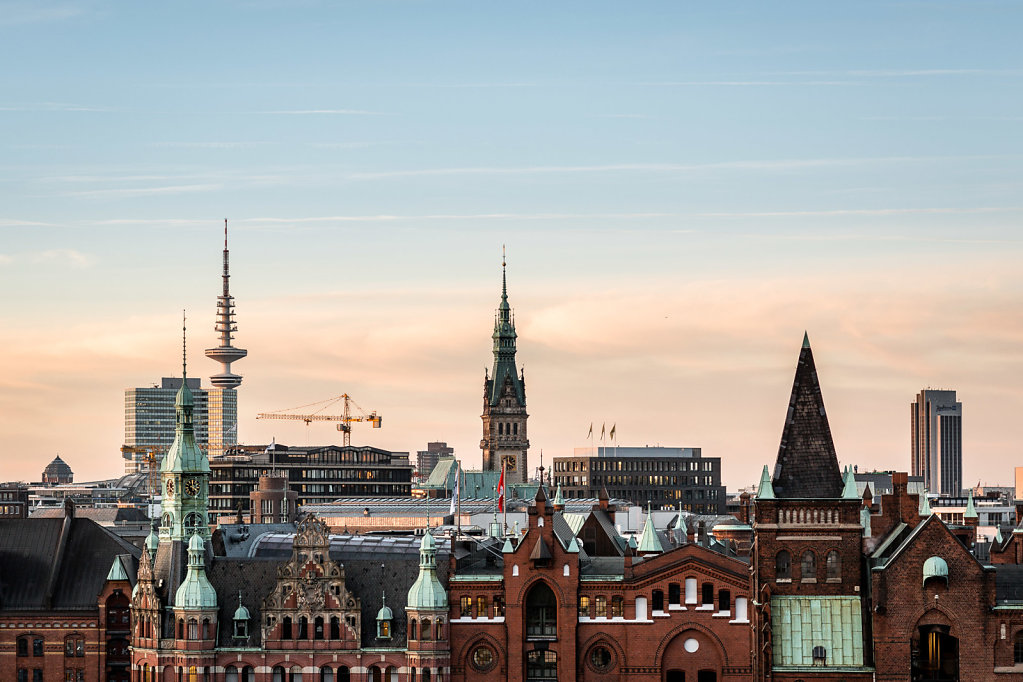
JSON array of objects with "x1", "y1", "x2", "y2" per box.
[{"x1": 771, "y1": 333, "x2": 844, "y2": 498}]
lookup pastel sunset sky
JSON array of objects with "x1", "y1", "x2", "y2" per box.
[{"x1": 1, "y1": 1, "x2": 1021, "y2": 489}]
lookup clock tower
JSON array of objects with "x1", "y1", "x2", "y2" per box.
[
  {"x1": 159, "y1": 325, "x2": 212, "y2": 542},
  {"x1": 481, "y1": 252, "x2": 530, "y2": 484}
]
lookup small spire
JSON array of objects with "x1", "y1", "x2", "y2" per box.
[
  {"x1": 842, "y1": 465, "x2": 859, "y2": 499},
  {"x1": 918, "y1": 489, "x2": 931, "y2": 516},
  {"x1": 802, "y1": 330, "x2": 810, "y2": 349},
  {"x1": 965, "y1": 489, "x2": 978, "y2": 519},
  {"x1": 757, "y1": 465, "x2": 775, "y2": 500}
]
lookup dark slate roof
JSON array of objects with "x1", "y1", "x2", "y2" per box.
[
  {"x1": 0, "y1": 516, "x2": 140, "y2": 611},
  {"x1": 771, "y1": 336, "x2": 844, "y2": 498},
  {"x1": 31, "y1": 506, "x2": 150, "y2": 525},
  {"x1": 995, "y1": 565, "x2": 1023, "y2": 602},
  {"x1": 207, "y1": 540, "x2": 444, "y2": 647}
]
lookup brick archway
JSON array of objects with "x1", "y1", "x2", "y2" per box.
[{"x1": 659, "y1": 628, "x2": 725, "y2": 682}]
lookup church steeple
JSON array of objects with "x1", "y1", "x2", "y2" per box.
[
  {"x1": 160, "y1": 314, "x2": 212, "y2": 541},
  {"x1": 481, "y1": 248, "x2": 530, "y2": 484},
  {"x1": 770, "y1": 333, "x2": 844, "y2": 498}
]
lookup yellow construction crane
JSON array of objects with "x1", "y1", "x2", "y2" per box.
[{"x1": 257, "y1": 393, "x2": 382, "y2": 446}]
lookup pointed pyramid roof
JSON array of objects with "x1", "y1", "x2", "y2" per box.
[
  {"x1": 842, "y1": 466, "x2": 859, "y2": 499},
  {"x1": 771, "y1": 334, "x2": 843, "y2": 498},
  {"x1": 106, "y1": 556, "x2": 129, "y2": 581},
  {"x1": 756, "y1": 465, "x2": 775, "y2": 500},
  {"x1": 638, "y1": 503, "x2": 663, "y2": 554},
  {"x1": 529, "y1": 536, "x2": 553, "y2": 561},
  {"x1": 919, "y1": 490, "x2": 931, "y2": 516},
  {"x1": 965, "y1": 490, "x2": 978, "y2": 519}
]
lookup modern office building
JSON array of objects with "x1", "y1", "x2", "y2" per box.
[
  {"x1": 123, "y1": 377, "x2": 208, "y2": 473},
  {"x1": 208, "y1": 443, "x2": 414, "y2": 521},
  {"x1": 552, "y1": 446, "x2": 726, "y2": 513},
  {"x1": 911, "y1": 389, "x2": 963, "y2": 496},
  {"x1": 205, "y1": 220, "x2": 247, "y2": 459},
  {"x1": 417, "y1": 441, "x2": 454, "y2": 479}
]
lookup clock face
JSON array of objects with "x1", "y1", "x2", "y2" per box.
[
  {"x1": 165, "y1": 479, "x2": 175, "y2": 497},
  {"x1": 184, "y1": 477, "x2": 201, "y2": 497},
  {"x1": 502, "y1": 454, "x2": 517, "y2": 472}
]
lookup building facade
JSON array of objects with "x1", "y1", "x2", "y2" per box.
[
  {"x1": 123, "y1": 378, "x2": 209, "y2": 474},
  {"x1": 552, "y1": 447, "x2": 725, "y2": 513},
  {"x1": 418, "y1": 442, "x2": 454, "y2": 480},
  {"x1": 481, "y1": 257, "x2": 530, "y2": 485},
  {"x1": 911, "y1": 389, "x2": 963, "y2": 497},
  {"x1": 209, "y1": 444, "x2": 414, "y2": 522}
]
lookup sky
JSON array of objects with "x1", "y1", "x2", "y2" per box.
[{"x1": 1, "y1": 1, "x2": 1021, "y2": 490}]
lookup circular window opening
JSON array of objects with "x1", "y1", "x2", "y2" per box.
[
  {"x1": 471, "y1": 645, "x2": 495, "y2": 671},
  {"x1": 684, "y1": 637, "x2": 700, "y2": 653},
  {"x1": 589, "y1": 645, "x2": 613, "y2": 672}
]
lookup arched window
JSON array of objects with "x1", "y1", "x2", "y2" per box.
[
  {"x1": 337, "y1": 666, "x2": 350, "y2": 682},
  {"x1": 434, "y1": 619, "x2": 443, "y2": 640},
  {"x1": 314, "y1": 616, "x2": 324, "y2": 639},
  {"x1": 321, "y1": 666, "x2": 334, "y2": 682},
  {"x1": 668, "y1": 583, "x2": 681, "y2": 606},
  {"x1": 330, "y1": 616, "x2": 341, "y2": 639},
  {"x1": 526, "y1": 582, "x2": 558, "y2": 638},
  {"x1": 187, "y1": 618, "x2": 198, "y2": 640},
  {"x1": 298, "y1": 616, "x2": 309, "y2": 640},
  {"x1": 801, "y1": 551, "x2": 817, "y2": 581},
  {"x1": 290, "y1": 665, "x2": 303, "y2": 682},
  {"x1": 718, "y1": 589, "x2": 731, "y2": 613},
  {"x1": 408, "y1": 618, "x2": 417, "y2": 640},
  {"x1": 652, "y1": 589, "x2": 664, "y2": 612},
  {"x1": 776, "y1": 550, "x2": 791, "y2": 580},
  {"x1": 177, "y1": 619, "x2": 184, "y2": 640},
  {"x1": 272, "y1": 667, "x2": 286, "y2": 682},
  {"x1": 64, "y1": 635, "x2": 85, "y2": 657},
  {"x1": 701, "y1": 582, "x2": 714, "y2": 607},
  {"x1": 1015, "y1": 632, "x2": 1023, "y2": 664},
  {"x1": 202, "y1": 618, "x2": 210, "y2": 639},
  {"x1": 225, "y1": 666, "x2": 238, "y2": 682},
  {"x1": 826, "y1": 550, "x2": 841, "y2": 580},
  {"x1": 282, "y1": 616, "x2": 293, "y2": 640},
  {"x1": 421, "y1": 618, "x2": 432, "y2": 641}
]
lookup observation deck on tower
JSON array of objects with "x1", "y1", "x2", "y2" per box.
[{"x1": 205, "y1": 220, "x2": 247, "y2": 389}]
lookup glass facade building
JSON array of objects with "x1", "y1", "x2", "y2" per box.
[{"x1": 123, "y1": 377, "x2": 208, "y2": 473}]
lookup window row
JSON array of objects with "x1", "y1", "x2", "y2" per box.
[
  {"x1": 775, "y1": 549, "x2": 842, "y2": 582},
  {"x1": 458, "y1": 594, "x2": 506, "y2": 618},
  {"x1": 408, "y1": 617, "x2": 445, "y2": 640},
  {"x1": 176, "y1": 618, "x2": 215, "y2": 640},
  {"x1": 578, "y1": 595, "x2": 624, "y2": 618},
  {"x1": 273, "y1": 615, "x2": 354, "y2": 640}
]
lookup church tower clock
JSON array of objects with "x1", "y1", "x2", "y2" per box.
[{"x1": 481, "y1": 252, "x2": 530, "y2": 484}]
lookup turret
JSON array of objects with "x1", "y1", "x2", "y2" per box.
[{"x1": 171, "y1": 533, "x2": 218, "y2": 649}]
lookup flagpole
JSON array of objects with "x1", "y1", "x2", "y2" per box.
[
  {"x1": 501, "y1": 458, "x2": 507, "y2": 535},
  {"x1": 456, "y1": 460, "x2": 462, "y2": 540}
]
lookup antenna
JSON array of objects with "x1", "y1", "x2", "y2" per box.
[{"x1": 182, "y1": 310, "x2": 187, "y2": 379}]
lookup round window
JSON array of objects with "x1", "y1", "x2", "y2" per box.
[
  {"x1": 471, "y1": 645, "x2": 495, "y2": 671},
  {"x1": 589, "y1": 645, "x2": 613, "y2": 672}
]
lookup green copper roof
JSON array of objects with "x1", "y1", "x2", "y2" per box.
[
  {"x1": 638, "y1": 504, "x2": 663, "y2": 554},
  {"x1": 233, "y1": 592, "x2": 250, "y2": 621},
  {"x1": 965, "y1": 490, "x2": 978, "y2": 519},
  {"x1": 553, "y1": 484, "x2": 564, "y2": 506},
  {"x1": 860, "y1": 506, "x2": 872, "y2": 538},
  {"x1": 161, "y1": 376, "x2": 210, "y2": 474},
  {"x1": 918, "y1": 490, "x2": 931, "y2": 516},
  {"x1": 376, "y1": 592, "x2": 393, "y2": 621},
  {"x1": 757, "y1": 465, "x2": 776, "y2": 500},
  {"x1": 487, "y1": 257, "x2": 525, "y2": 407},
  {"x1": 407, "y1": 531, "x2": 447, "y2": 611},
  {"x1": 106, "y1": 556, "x2": 129, "y2": 581},
  {"x1": 145, "y1": 524, "x2": 159, "y2": 555},
  {"x1": 802, "y1": 331, "x2": 811, "y2": 349},
  {"x1": 996, "y1": 527, "x2": 1004, "y2": 544},
  {"x1": 842, "y1": 466, "x2": 859, "y2": 499},
  {"x1": 501, "y1": 537, "x2": 515, "y2": 553},
  {"x1": 771, "y1": 596, "x2": 865, "y2": 668},
  {"x1": 922, "y1": 556, "x2": 949, "y2": 586},
  {"x1": 174, "y1": 533, "x2": 217, "y2": 610}
]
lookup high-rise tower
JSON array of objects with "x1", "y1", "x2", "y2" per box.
[
  {"x1": 911, "y1": 389, "x2": 962, "y2": 496},
  {"x1": 205, "y1": 220, "x2": 247, "y2": 459},
  {"x1": 481, "y1": 251, "x2": 529, "y2": 484}
]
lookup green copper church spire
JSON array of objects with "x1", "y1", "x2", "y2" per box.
[{"x1": 488, "y1": 247, "x2": 524, "y2": 407}]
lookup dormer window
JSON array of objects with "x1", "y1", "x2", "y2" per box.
[
  {"x1": 234, "y1": 618, "x2": 247, "y2": 639},
  {"x1": 376, "y1": 591, "x2": 393, "y2": 640}
]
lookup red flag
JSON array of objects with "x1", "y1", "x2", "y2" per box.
[{"x1": 497, "y1": 463, "x2": 506, "y2": 512}]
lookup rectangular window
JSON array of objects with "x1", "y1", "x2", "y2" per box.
[
  {"x1": 611, "y1": 596, "x2": 624, "y2": 618},
  {"x1": 595, "y1": 596, "x2": 607, "y2": 618},
  {"x1": 477, "y1": 596, "x2": 488, "y2": 618},
  {"x1": 33, "y1": 639, "x2": 44, "y2": 657},
  {"x1": 578, "y1": 595, "x2": 590, "y2": 618},
  {"x1": 460, "y1": 595, "x2": 472, "y2": 618}
]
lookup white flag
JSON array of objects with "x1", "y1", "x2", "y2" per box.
[{"x1": 450, "y1": 461, "x2": 460, "y2": 516}]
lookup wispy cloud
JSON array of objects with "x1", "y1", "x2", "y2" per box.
[
  {"x1": 0, "y1": 102, "x2": 114, "y2": 112},
  {"x1": 66, "y1": 183, "x2": 223, "y2": 198},
  {"x1": 0, "y1": 249, "x2": 94, "y2": 267},
  {"x1": 257, "y1": 109, "x2": 392, "y2": 116},
  {"x1": 0, "y1": 2, "x2": 86, "y2": 26},
  {"x1": 148, "y1": 141, "x2": 274, "y2": 149}
]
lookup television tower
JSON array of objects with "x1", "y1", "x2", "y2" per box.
[{"x1": 205, "y1": 219, "x2": 247, "y2": 388}]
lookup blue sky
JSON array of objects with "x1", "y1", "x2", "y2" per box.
[{"x1": 1, "y1": 1, "x2": 1021, "y2": 487}]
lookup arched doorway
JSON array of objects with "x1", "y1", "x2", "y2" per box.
[
  {"x1": 660, "y1": 629, "x2": 724, "y2": 682},
  {"x1": 525, "y1": 582, "x2": 557, "y2": 639},
  {"x1": 912, "y1": 624, "x2": 958, "y2": 681}
]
